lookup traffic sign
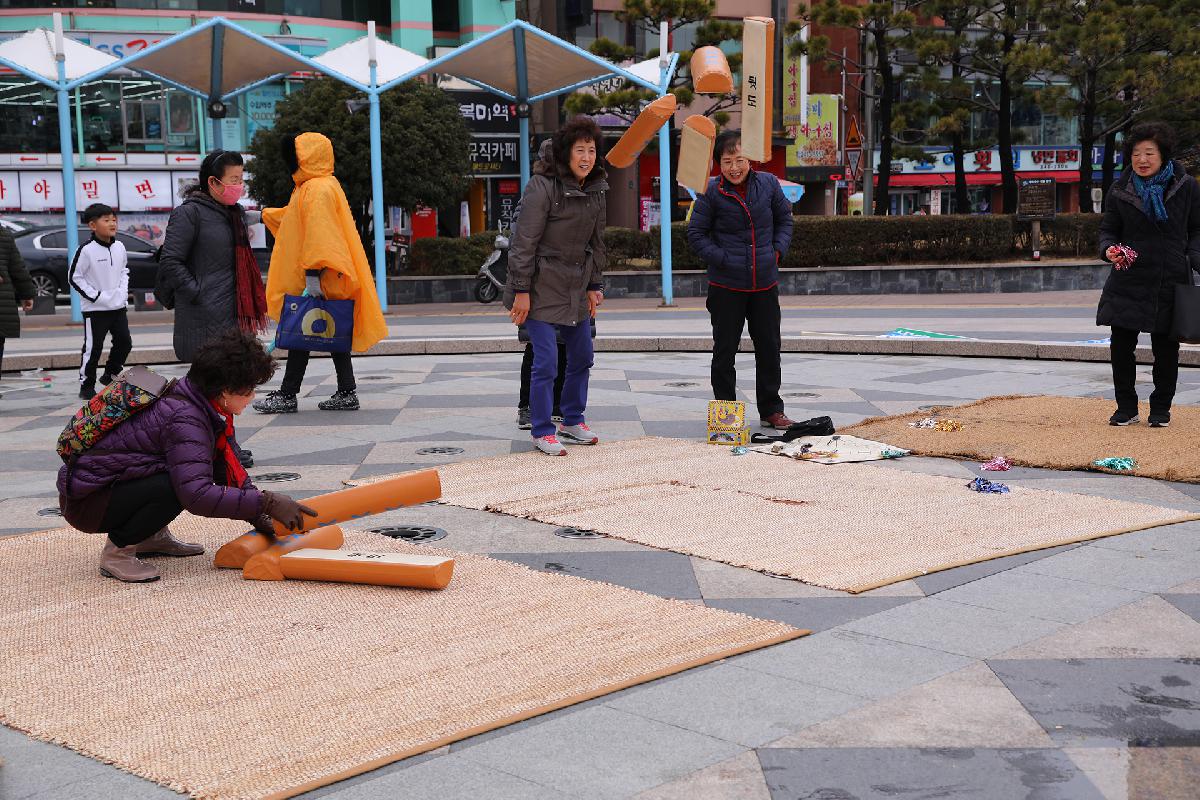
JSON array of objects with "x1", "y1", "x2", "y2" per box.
[
  {"x1": 845, "y1": 115, "x2": 863, "y2": 151},
  {"x1": 847, "y1": 149, "x2": 862, "y2": 179}
]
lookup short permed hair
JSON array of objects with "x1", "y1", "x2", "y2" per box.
[
  {"x1": 552, "y1": 115, "x2": 604, "y2": 173},
  {"x1": 714, "y1": 129, "x2": 742, "y2": 159},
  {"x1": 82, "y1": 203, "x2": 115, "y2": 223},
  {"x1": 187, "y1": 330, "x2": 277, "y2": 397},
  {"x1": 1123, "y1": 121, "x2": 1177, "y2": 168}
]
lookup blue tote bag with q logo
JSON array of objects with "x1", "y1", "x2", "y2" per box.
[{"x1": 275, "y1": 294, "x2": 354, "y2": 353}]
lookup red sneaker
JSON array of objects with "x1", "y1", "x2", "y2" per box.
[
  {"x1": 558, "y1": 423, "x2": 599, "y2": 445},
  {"x1": 533, "y1": 434, "x2": 568, "y2": 455}
]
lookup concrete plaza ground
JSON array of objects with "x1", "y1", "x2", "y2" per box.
[{"x1": 2, "y1": 295, "x2": 1199, "y2": 799}]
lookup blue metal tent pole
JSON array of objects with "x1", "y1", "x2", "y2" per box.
[
  {"x1": 366, "y1": 22, "x2": 387, "y2": 312},
  {"x1": 53, "y1": 15, "x2": 82, "y2": 322},
  {"x1": 658, "y1": 44, "x2": 674, "y2": 307},
  {"x1": 514, "y1": 27, "x2": 530, "y2": 190}
]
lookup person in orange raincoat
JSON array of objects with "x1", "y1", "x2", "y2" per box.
[{"x1": 253, "y1": 132, "x2": 388, "y2": 414}]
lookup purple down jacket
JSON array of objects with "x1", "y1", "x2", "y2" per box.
[{"x1": 57, "y1": 376, "x2": 263, "y2": 522}]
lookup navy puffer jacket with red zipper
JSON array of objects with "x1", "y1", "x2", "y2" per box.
[{"x1": 686, "y1": 169, "x2": 794, "y2": 292}]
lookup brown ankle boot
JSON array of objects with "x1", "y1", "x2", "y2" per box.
[
  {"x1": 135, "y1": 527, "x2": 204, "y2": 557},
  {"x1": 100, "y1": 540, "x2": 161, "y2": 582}
]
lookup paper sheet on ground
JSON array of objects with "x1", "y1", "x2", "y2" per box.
[{"x1": 749, "y1": 434, "x2": 908, "y2": 464}]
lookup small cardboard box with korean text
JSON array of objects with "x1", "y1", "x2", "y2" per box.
[{"x1": 707, "y1": 400, "x2": 749, "y2": 445}]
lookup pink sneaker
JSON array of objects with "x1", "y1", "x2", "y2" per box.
[
  {"x1": 533, "y1": 434, "x2": 567, "y2": 456},
  {"x1": 558, "y1": 423, "x2": 599, "y2": 445}
]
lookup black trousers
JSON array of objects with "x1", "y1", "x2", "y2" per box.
[
  {"x1": 79, "y1": 309, "x2": 131, "y2": 390},
  {"x1": 101, "y1": 473, "x2": 183, "y2": 548},
  {"x1": 1110, "y1": 326, "x2": 1179, "y2": 414},
  {"x1": 706, "y1": 284, "x2": 783, "y2": 418},
  {"x1": 280, "y1": 349, "x2": 356, "y2": 395},
  {"x1": 519, "y1": 342, "x2": 566, "y2": 411}
]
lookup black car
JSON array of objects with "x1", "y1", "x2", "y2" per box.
[{"x1": 13, "y1": 227, "x2": 158, "y2": 297}]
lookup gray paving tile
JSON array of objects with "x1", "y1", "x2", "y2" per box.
[
  {"x1": 0, "y1": 725, "x2": 130, "y2": 800},
  {"x1": 262, "y1": 409, "x2": 404, "y2": 427},
  {"x1": 568, "y1": 404, "x2": 642, "y2": 421},
  {"x1": 458, "y1": 705, "x2": 742, "y2": 800},
  {"x1": 840, "y1": 597, "x2": 1066, "y2": 658},
  {"x1": 490, "y1": 551, "x2": 701, "y2": 599},
  {"x1": 404, "y1": 393, "x2": 519, "y2": 408},
  {"x1": 934, "y1": 570, "x2": 1147, "y2": 624},
  {"x1": 732, "y1": 629, "x2": 973, "y2": 700},
  {"x1": 349, "y1": 462, "x2": 431, "y2": 480},
  {"x1": 1088, "y1": 520, "x2": 1200, "y2": 553},
  {"x1": 1014, "y1": 544, "x2": 1200, "y2": 593},
  {"x1": 705, "y1": 597, "x2": 916, "y2": 632},
  {"x1": 758, "y1": 747, "x2": 1105, "y2": 800},
  {"x1": 989, "y1": 658, "x2": 1200, "y2": 747},
  {"x1": 640, "y1": 420, "x2": 708, "y2": 439},
  {"x1": 878, "y1": 367, "x2": 993, "y2": 384},
  {"x1": 254, "y1": 444, "x2": 377, "y2": 467},
  {"x1": 305, "y1": 753, "x2": 566, "y2": 800},
  {"x1": 914, "y1": 544, "x2": 1085, "y2": 595},
  {"x1": 1161, "y1": 593, "x2": 1200, "y2": 624},
  {"x1": 606, "y1": 664, "x2": 864, "y2": 747}
]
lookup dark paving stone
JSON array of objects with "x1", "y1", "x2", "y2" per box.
[
  {"x1": 404, "y1": 393, "x2": 519, "y2": 408},
  {"x1": 11, "y1": 416, "x2": 70, "y2": 433},
  {"x1": 350, "y1": 463, "x2": 431, "y2": 480},
  {"x1": 879, "y1": 367, "x2": 994, "y2": 385},
  {"x1": 259, "y1": 408, "x2": 403, "y2": 427},
  {"x1": 255, "y1": 444, "x2": 376, "y2": 467},
  {"x1": 490, "y1": 551, "x2": 701, "y2": 599},
  {"x1": 706, "y1": 597, "x2": 915, "y2": 632},
  {"x1": 988, "y1": 658, "x2": 1200, "y2": 747},
  {"x1": 842, "y1": 387, "x2": 956, "y2": 403},
  {"x1": 0, "y1": 450, "x2": 71, "y2": 470},
  {"x1": 574, "y1": 404, "x2": 641, "y2": 422},
  {"x1": 0, "y1": 528, "x2": 47, "y2": 537},
  {"x1": 915, "y1": 543, "x2": 1086, "y2": 595},
  {"x1": 1169, "y1": 482, "x2": 1200, "y2": 503},
  {"x1": 782, "y1": 400, "x2": 886, "y2": 416},
  {"x1": 959, "y1": 461, "x2": 1098, "y2": 481},
  {"x1": 588, "y1": 380, "x2": 632, "y2": 391},
  {"x1": 758, "y1": 747, "x2": 1105, "y2": 800},
  {"x1": 430, "y1": 360, "x2": 519, "y2": 372},
  {"x1": 1161, "y1": 594, "x2": 1200, "y2": 623}
]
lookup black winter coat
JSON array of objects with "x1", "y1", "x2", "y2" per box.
[
  {"x1": 0, "y1": 226, "x2": 36, "y2": 339},
  {"x1": 156, "y1": 192, "x2": 247, "y2": 361},
  {"x1": 687, "y1": 169, "x2": 794, "y2": 292},
  {"x1": 1097, "y1": 163, "x2": 1200, "y2": 334}
]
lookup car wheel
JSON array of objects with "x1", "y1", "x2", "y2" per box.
[{"x1": 29, "y1": 271, "x2": 59, "y2": 297}]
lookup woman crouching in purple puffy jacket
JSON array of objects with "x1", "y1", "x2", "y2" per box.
[{"x1": 58, "y1": 331, "x2": 316, "y2": 583}]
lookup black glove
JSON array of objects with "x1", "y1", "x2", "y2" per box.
[
  {"x1": 261, "y1": 491, "x2": 318, "y2": 532},
  {"x1": 252, "y1": 514, "x2": 278, "y2": 540}
]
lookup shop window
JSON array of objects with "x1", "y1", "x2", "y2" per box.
[
  {"x1": 0, "y1": 79, "x2": 59, "y2": 154},
  {"x1": 122, "y1": 81, "x2": 167, "y2": 151},
  {"x1": 76, "y1": 80, "x2": 123, "y2": 153},
  {"x1": 166, "y1": 89, "x2": 200, "y2": 153}
]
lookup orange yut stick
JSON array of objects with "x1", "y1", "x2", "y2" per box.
[
  {"x1": 213, "y1": 470, "x2": 442, "y2": 569},
  {"x1": 245, "y1": 547, "x2": 456, "y2": 589},
  {"x1": 690, "y1": 46, "x2": 733, "y2": 94},
  {"x1": 605, "y1": 94, "x2": 677, "y2": 169}
]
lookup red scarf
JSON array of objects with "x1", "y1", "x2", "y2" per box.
[
  {"x1": 210, "y1": 398, "x2": 248, "y2": 488},
  {"x1": 227, "y1": 207, "x2": 268, "y2": 333}
]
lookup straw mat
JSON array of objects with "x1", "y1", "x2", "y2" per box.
[
  {"x1": 363, "y1": 437, "x2": 1199, "y2": 593},
  {"x1": 846, "y1": 395, "x2": 1200, "y2": 483},
  {"x1": 0, "y1": 517, "x2": 802, "y2": 800}
]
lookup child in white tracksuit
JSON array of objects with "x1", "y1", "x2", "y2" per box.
[{"x1": 70, "y1": 203, "x2": 132, "y2": 400}]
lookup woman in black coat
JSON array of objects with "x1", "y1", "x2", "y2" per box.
[
  {"x1": 0, "y1": 225, "x2": 36, "y2": 379},
  {"x1": 156, "y1": 150, "x2": 267, "y2": 363},
  {"x1": 1097, "y1": 122, "x2": 1200, "y2": 428}
]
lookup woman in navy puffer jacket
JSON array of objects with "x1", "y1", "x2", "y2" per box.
[{"x1": 58, "y1": 331, "x2": 316, "y2": 583}]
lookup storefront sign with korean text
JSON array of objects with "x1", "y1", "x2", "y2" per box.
[
  {"x1": 469, "y1": 137, "x2": 520, "y2": 176},
  {"x1": 117, "y1": 172, "x2": 173, "y2": 212},
  {"x1": 786, "y1": 94, "x2": 840, "y2": 168},
  {"x1": 452, "y1": 91, "x2": 519, "y2": 134}
]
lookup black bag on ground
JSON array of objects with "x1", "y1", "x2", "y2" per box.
[
  {"x1": 1173, "y1": 272, "x2": 1200, "y2": 344},
  {"x1": 750, "y1": 415, "x2": 835, "y2": 444}
]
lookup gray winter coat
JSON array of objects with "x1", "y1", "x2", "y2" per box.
[
  {"x1": 0, "y1": 226, "x2": 35, "y2": 339},
  {"x1": 504, "y1": 149, "x2": 607, "y2": 326},
  {"x1": 156, "y1": 192, "x2": 246, "y2": 361}
]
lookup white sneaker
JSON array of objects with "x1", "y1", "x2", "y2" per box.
[
  {"x1": 533, "y1": 434, "x2": 567, "y2": 456},
  {"x1": 558, "y1": 423, "x2": 599, "y2": 445}
]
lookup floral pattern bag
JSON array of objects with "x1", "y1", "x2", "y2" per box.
[{"x1": 56, "y1": 366, "x2": 174, "y2": 463}]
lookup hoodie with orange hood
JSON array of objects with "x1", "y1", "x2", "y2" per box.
[{"x1": 263, "y1": 132, "x2": 388, "y2": 352}]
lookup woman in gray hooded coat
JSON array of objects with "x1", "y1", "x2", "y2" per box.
[{"x1": 504, "y1": 117, "x2": 607, "y2": 456}]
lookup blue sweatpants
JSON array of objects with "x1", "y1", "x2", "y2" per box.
[{"x1": 525, "y1": 317, "x2": 594, "y2": 438}]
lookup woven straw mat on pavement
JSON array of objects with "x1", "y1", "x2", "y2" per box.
[
  {"x1": 368, "y1": 437, "x2": 1198, "y2": 593},
  {"x1": 0, "y1": 517, "x2": 802, "y2": 800},
  {"x1": 845, "y1": 394, "x2": 1200, "y2": 483}
]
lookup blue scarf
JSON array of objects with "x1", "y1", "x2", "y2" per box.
[{"x1": 1131, "y1": 161, "x2": 1174, "y2": 222}]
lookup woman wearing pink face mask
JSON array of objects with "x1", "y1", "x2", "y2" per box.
[{"x1": 157, "y1": 150, "x2": 268, "y2": 367}]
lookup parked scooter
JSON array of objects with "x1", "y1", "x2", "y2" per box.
[{"x1": 474, "y1": 223, "x2": 509, "y2": 304}]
